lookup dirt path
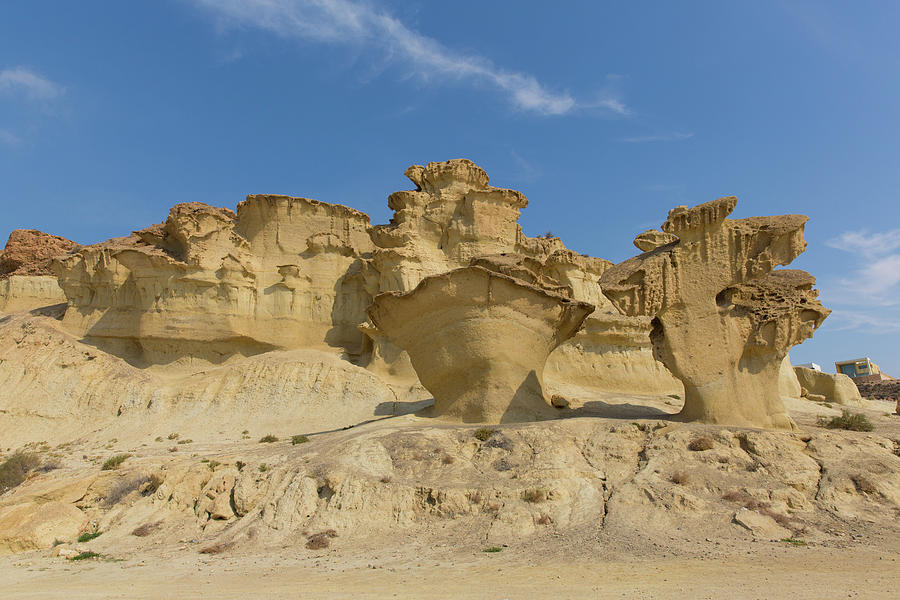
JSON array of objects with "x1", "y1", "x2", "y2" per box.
[{"x1": 2, "y1": 547, "x2": 897, "y2": 599}]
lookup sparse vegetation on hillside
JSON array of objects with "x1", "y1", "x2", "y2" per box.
[
  {"x1": 68, "y1": 551, "x2": 100, "y2": 561},
  {"x1": 474, "y1": 428, "x2": 495, "y2": 441},
  {"x1": 819, "y1": 411, "x2": 874, "y2": 432},
  {"x1": 77, "y1": 531, "x2": 102, "y2": 543},
  {"x1": 292, "y1": 435, "x2": 309, "y2": 445},
  {"x1": 0, "y1": 450, "x2": 42, "y2": 493},
  {"x1": 104, "y1": 474, "x2": 163, "y2": 506},
  {"x1": 522, "y1": 489, "x2": 548, "y2": 503},
  {"x1": 259, "y1": 434, "x2": 279, "y2": 443},
  {"x1": 101, "y1": 454, "x2": 132, "y2": 471},
  {"x1": 688, "y1": 436, "x2": 715, "y2": 451}
]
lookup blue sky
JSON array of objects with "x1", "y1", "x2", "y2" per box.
[{"x1": 1, "y1": 1, "x2": 898, "y2": 374}]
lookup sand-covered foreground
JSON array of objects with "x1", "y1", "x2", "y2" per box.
[{"x1": 2, "y1": 543, "x2": 898, "y2": 599}]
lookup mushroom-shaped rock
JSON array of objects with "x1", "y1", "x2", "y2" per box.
[
  {"x1": 600, "y1": 197, "x2": 829, "y2": 430},
  {"x1": 367, "y1": 266, "x2": 594, "y2": 423}
]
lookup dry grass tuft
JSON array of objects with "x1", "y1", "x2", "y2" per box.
[
  {"x1": 474, "y1": 428, "x2": 496, "y2": 442},
  {"x1": 688, "y1": 437, "x2": 715, "y2": 451},
  {"x1": 131, "y1": 521, "x2": 163, "y2": 537},
  {"x1": 522, "y1": 489, "x2": 548, "y2": 503},
  {"x1": 851, "y1": 474, "x2": 879, "y2": 495},
  {"x1": 101, "y1": 453, "x2": 132, "y2": 471},
  {"x1": 0, "y1": 450, "x2": 42, "y2": 494},
  {"x1": 199, "y1": 541, "x2": 235, "y2": 555},
  {"x1": 670, "y1": 471, "x2": 690, "y2": 485}
]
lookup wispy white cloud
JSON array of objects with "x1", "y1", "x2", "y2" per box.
[
  {"x1": 620, "y1": 131, "x2": 693, "y2": 143},
  {"x1": 826, "y1": 229, "x2": 900, "y2": 258},
  {"x1": 0, "y1": 129, "x2": 20, "y2": 146},
  {"x1": 824, "y1": 309, "x2": 900, "y2": 334},
  {"x1": 825, "y1": 228, "x2": 900, "y2": 310},
  {"x1": 0, "y1": 67, "x2": 65, "y2": 100},
  {"x1": 190, "y1": 0, "x2": 625, "y2": 116}
]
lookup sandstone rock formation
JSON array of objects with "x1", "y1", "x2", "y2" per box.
[
  {"x1": 0, "y1": 230, "x2": 78, "y2": 313},
  {"x1": 53, "y1": 198, "x2": 375, "y2": 367},
  {"x1": 46, "y1": 159, "x2": 677, "y2": 398},
  {"x1": 367, "y1": 266, "x2": 593, "y2": 423},
  {"x1": 363, "y1": 159, "x2": 677, "y2": 395},
  {"x1": 794, "y1": 367, "x2": 862, "y2": 405},
  {"x1": 600, "y1": 197, "x2": 830, "y2": 429}
]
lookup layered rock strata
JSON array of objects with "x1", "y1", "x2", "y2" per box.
[
  {"x1": 600, "y1": 198, "x2": 830, "y2": 429},
  {"x1": 367, "y1": 266, "x2": 593, "y2": 423},
  {"x1": 54, "y1": 198, "x2": 375, "y2": 367}
]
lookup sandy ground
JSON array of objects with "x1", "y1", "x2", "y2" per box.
[{"x1": 2, "y1": 544, "x2": 898, "y2": 599}]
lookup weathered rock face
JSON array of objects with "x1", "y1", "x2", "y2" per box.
[
  {"x1": 44, "y1": 159, "x2": 675, "y2": 394},
  {"x1": 600, "y1": 197, "x2": 830, "y2": 429},
  {"x1": 795, "y1": 367, "x2": 862, "y2": 405},
  {"x1": 53, "y1": 198, "x2": 375, "y2": 367},
  {"x1": 0, "y1": 229, "x2": 80, "y2": 278},
  {"x1": 0, "y1": 230, "x2": 79, "y2": 313},
  {"x1": 362, "y1": 160, "x2": 675, "y2": 395},
  {"x1": 367, "y1": 266, "x2": 593, "y2": 423}
]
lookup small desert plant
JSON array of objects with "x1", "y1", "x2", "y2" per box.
[
  {"x1": 781, "y1": 538, "x2": 807, "y2": 546},
  {"x1": 0, "y1": 450, "x2": 42, "y2": 493},
  {"x1": 100, "y1": 454, "x2": 132, "y2": 471},
  {"x1": 819, "y1": 411, "x2": 874, "y2": 432},
  {"x1": 199, "y1": 541, "x2": 234, "y2": 555},
  {"x1": 131, "y1": 522, "x2": 162, "y2": 537},
  {"x1": 305, "y1": 530, "x2": 337, "y2": 550},
  {"x1": 154, "y1": 436, "x2": 164, "y2": 442},
  {"x1": 688, "y1": 436, "x2": 715, "y2": 451},
  {"x1": 167, "y1": 433, "x2": 179, "y2": 440},
  {"x1": 235, "y1": 461, "x2": 246, "y2": 471},
  {"x1": 483, "y1": 546, "x2": 503, "y2": 553},
  {"x1": 474, "y1": 428, "x2": 496, "y2": 442},
  {"x1": 851, "y1": 474, "x2": 879, "y2": 495},
  {"x1": 291, "y1": 435, "x2": 309, "y2": 445},
  {"x1": 77, "y1": 531, "x2": 102, "y2": 543},
  {"x1": 104, "y1": 474, "x2": 162, "y2": 507},
  {"x1": 536, "y1": 513, "x2": 551, "y2": 525},
  {"x1": 441, "y1": 454, "x2": 455, "y2": 465},
  {"x1": 69, "y1": 551, "x2": 100, "y2": 561},
  {"x1": 522, "y1": 489, "x2": 548, "y2": 503},
  {"x1": 259, "y1": 434, "x2": 279, "y2": 443},
  {"x1": 258, "y1": 463, "x2": 268, "y2": 472},
  {"x1": 670, "y1": 471, "x2": 690, "y2": 485},
  {"x1": 176, "y1": 439, "x2": 193, "y2": 445},
  {"x1": 380, "y1": 475, "x2": 392, "y2": 484}
]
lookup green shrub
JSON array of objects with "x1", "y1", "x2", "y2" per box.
[
  {"x1": 819, "y1": 411, "x2": 874, "y2": 432},
  {"x1": 101, "y1": 454, "x2": 132, "y2": 471},
  {"x1": 77, "y1": 532, "x2": 102, "y2": 543},
  {"x1": 259, "y1": 435, "x2": 278, "y2": 443},
  {"x1": 69, "y1": 551, "x2": 100, "y2": 561},
  {"x1": 482, "y1": 547, "x2": 502, "y2": 553},
  {"x1": 474, "y1": 428, "x2": 496, "y2": 442},
  {"x1": 0, "y1": 450, "x2": 42, "y2": 493},
  {"x1": 167, "y1": 433, "x2": 179, "y2": 440},
  {"x1": 291, "y1": 435, "x2": 309, "y2": 445},
  {"x1": 781, "y1": 538, "x2": 806, "y2": 546}
]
